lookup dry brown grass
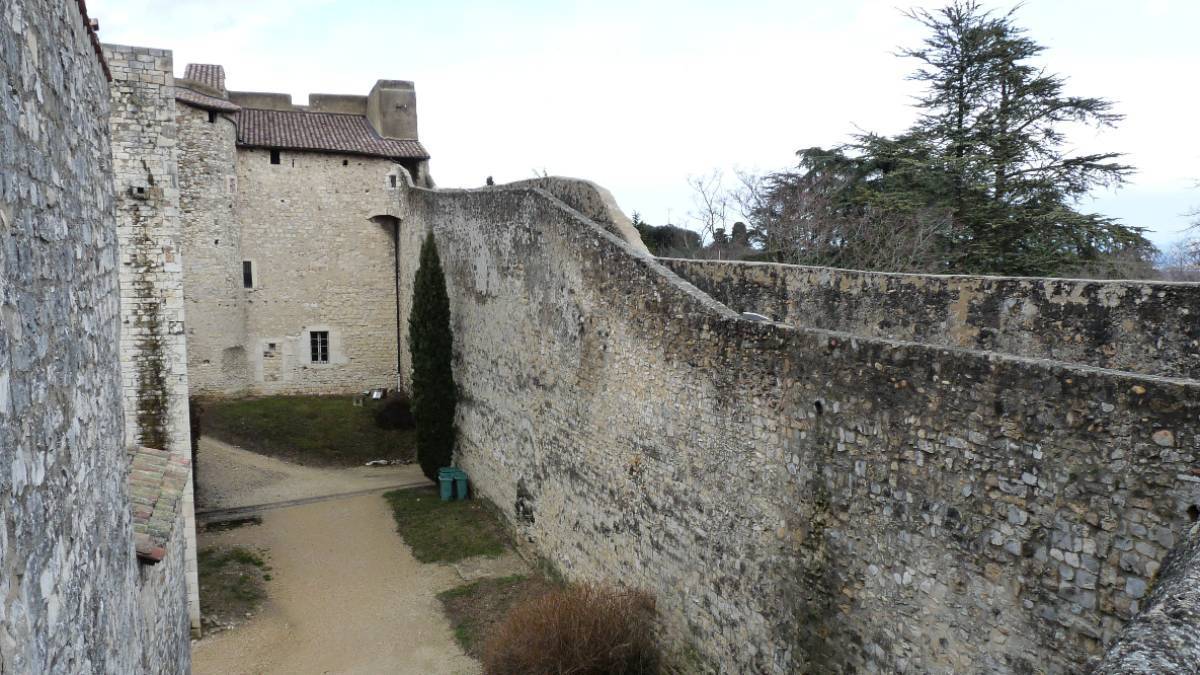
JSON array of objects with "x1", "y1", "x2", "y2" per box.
[{"x1": 482, "y1": 583, "x2": 661, "y2": 675}]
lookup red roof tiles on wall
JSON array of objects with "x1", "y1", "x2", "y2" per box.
[{"x1": 237, "y1": 108, "x2": 429, "y2": 159}]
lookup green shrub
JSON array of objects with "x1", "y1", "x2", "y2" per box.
[
  {"x1": 483, "y1": 583, "x2": 661, "y2": 675},
  {"x1": 374, "y1": 395, "x2": 415, "y2": 430},
  {"x1": 409, "y1": 231, "x2": 456, "y2": 482}
]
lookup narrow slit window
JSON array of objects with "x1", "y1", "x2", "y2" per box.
[
  {"x1": 208, "y1": 111, "x2": 218, "y2": 123},
  {"x1": 242, "y1": 260, "x2": 253, "y2": 288},
  {"x1": 389, "y1": 175, "x2": 397, "y2": 188},
  {"x1": 270, "y1": 149, "x2": 281, "y2": 165},
  {"x1": 310, "y1": 331, "x2": 330, "y2": 364}
]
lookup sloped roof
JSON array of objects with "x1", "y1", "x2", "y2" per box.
[
  {"x1": 128, "y1": 446, "x2": 190, "y2": 564},
  {"x1": 184, "y1": 63, "x2": 226, "y2": 93},
  {"x1": 236, "y1": 108, "x2": 430, "y2": 160},
  {"x1": 176, "y1": 87, "x2": 241, "y2": 113}
]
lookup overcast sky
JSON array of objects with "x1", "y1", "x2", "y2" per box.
[{"x1": 90, "y1": 0, "x2": 1199, "y2": 248}]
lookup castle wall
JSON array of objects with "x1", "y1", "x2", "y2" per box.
[
  {"x1": 399, "y1": 184, "x2": 1200, "y2": 673},
  {"x1": 1095, "y1": 520, "x2": 1200, "y2": 672},
  {"x1": 177, "y1": 103, "x2": 247, "y2": 396},
  {"x1": 105, "y1": 43, "x2": 200, "y2": 638},
  {"x1": 664, "y1": 258, "x2": 1200, "y2": 379},
  {"x1": 0, "y1": 2, "x2": 186, "y2": 672},
  {"x1": 229, "y1": 148, "x2": 401, "y2": 395}
]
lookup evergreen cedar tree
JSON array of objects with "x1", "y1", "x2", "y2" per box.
[
  {"x1": 753, "y1": 0, "x2": 1151, "y2": 277},
  {"x1": 409, "y1": 231, "x2": 456, "y2": 483}
]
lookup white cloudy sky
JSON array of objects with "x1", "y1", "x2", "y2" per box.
[{"x1": 90, "y1": 0, "x2": 1200, "y2": 248}]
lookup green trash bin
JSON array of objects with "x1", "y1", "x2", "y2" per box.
[
  {"x1": 438, "y1": 467, "x2": 455, "y2": 501},
  {"x1": 453, "y1": 469, "x2": 469, "y2": 500}
]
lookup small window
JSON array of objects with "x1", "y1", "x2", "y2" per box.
[
  {"x1": 270, "y1": 149, "x2": 281, "y2": 165},
  {"x1": 342, "y1": 159, "x2": 349, "y2": 166},
  {"x1": 242, "y1": 260, "x2": 254, "y2": 288},
  {"x1": 227, "y1": 176, "x2": 237, "y2": 194},
  {"x1": 310, "y1": 331, "x2": 330, "y2": 364},
  {"x1": 208, "y1": 111, "x2": 218, "y2": 123},
  {"x1": 389, "y1": 175, "x2": 397, "y2": 188}
]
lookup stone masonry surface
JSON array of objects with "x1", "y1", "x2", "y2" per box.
[
  {"x1": 397, "y1": 181, "x2": 1200, "y2": 673},
  {"x1": 1, "y1": 3, "x2": 188, "y2": 672},
  {"x1": 177, "y1": 101, "x2": 246, "y2": 396},
  {"x1": 223, "y1": 148, "x2": 402, "y2": 395},
  {"x1": 106, "y1": 42, "x2": 201, "y2": 635},
  {"x1": 664, "y1": 258, "x2": 1200, "y2": 379}
]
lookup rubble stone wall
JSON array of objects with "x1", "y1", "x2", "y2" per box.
[
  {"x1": 0, "y1": 3, "x2": 188, "y2": 672},
  {"x1": 664, "y1": 258, "x2": 1200, "y2": 379},
  {"x1": 398, "y1": 185, "x2": 1200, "y2": 673}
]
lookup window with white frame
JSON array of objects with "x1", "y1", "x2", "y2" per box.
[{"x1": 310, "y1": 330, "x2": 330, "y2": 364}]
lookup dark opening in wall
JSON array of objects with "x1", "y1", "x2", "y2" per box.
[
  {"x1": 389, "y1": 175, "x2": 397, "y2": 188},
  {"x1": 270, "y1": 149, "x2": 280, "y2": 165},
  {"x1": 242, "y1": 260, "x2": 253, "y2": 288},
  {"x1": 310, "y1": 331, "x2": 330, "y2": 364},
  {"x1": 208, "y1": 111, "x2": 217, "y2": 123},
  {"x1": 1189, "y1": 505, "x2": 1199, "y2": 522},
  {"x1": 343, "y1": 159, "x2": 349, "y2": 166}
]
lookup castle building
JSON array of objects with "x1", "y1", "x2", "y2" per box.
[
  {"x1": 172, "y1": 63, "x2": 430, "y2": 397},
  {"x1": 6, "y1": 3, "x2": 1200, "y2": 671}
]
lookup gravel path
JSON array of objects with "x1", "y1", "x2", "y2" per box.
[
  {"x1": 192, "y1": 436, "x2": 483, "y2": 675},
  {"x1": 196, "y1": 436, "x2": 426, "y2": 512}
]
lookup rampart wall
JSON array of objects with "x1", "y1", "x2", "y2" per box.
[
  {"x1": 663, "y1": 259, "x2": 1200, "y2": 379},
  {"x1": 1, "y1": 3, "x2": 188, "y2": 672},
  {"x1": 397, "y1": 182, "x2": 1200, "y2": 673}
]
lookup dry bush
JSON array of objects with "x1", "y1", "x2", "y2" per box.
[{"x1": 482, "y1": 583, "x2": 661, "y2": 675}]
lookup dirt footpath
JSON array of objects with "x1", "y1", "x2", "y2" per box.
[
  {"x1": 192, "y1": 437, "x2": 482, "y2": 675},
  {"x1": 196, "y1": 436, "x2": 426, "y2": 512}
]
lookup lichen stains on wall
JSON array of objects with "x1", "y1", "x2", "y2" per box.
[
  {"x1": 105, "y1": 41, "x2": 200, "y2": 641},
  {"x1": 398, "y1": 183, "x2": 1200, "y2": 673},
  {"x1": 664, "y1": 258, "x2": 1200, "y2": 380}
]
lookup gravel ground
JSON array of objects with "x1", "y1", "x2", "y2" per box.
[
  {"x1": 196, "y1": 436, "x2": 425, "y2": 512},
  {"x1": 192, "y1": 436, "x2": 483, "y2": 675}
]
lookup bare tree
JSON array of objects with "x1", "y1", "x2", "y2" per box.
[
  {"x1": 1158, "y1": 239, "x2": 1200, "y2": 282},
  {"x1": 686, "y1": 170, "x2": 732, "y2": 244}
]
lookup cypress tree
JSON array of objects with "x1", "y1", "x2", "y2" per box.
[{"x1": 409, "y1": 231, "x2": 456, "y2": 483}]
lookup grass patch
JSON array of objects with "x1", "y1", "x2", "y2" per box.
[
  {"x1": 383, "y1": 486, "x2": 507, "y2": 563},
  {"x1": 202, "y1": 394, "x2": 415, "y2": 467},
  {"x1": 437, "y1": 575, "x2": 556, "y2": 657},
  {"x1": 197, "y1": 545, "x2": 272, "y2": 631}
]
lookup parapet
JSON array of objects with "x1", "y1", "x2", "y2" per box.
[{"x1": 228, "y1": 91, "x2": 296, "y2": 111}]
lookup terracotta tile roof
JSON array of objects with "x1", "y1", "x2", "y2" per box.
[
  {"x1": 236, "y1": 108, "x2": 430, "y2": 160},
  {"x1": 184, "y1": 63, "x2": 226, "y2": 93},
  {"x1": 176, "y1": 87, "x2": 241, "y2": 113},
  {"x1": 128, "y1": 446, "x2": 190, "y2": 564}
]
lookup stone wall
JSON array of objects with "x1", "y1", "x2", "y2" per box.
[
  {"x1": 105, "y1": 44, "x2": 194, "y2": 456},
  {"x1": 106, "y1": 42, "x2": 201, "y2": 637},
  {"x1": 230, "y1": 148, "x2": 402, "y2": 395},
  {"x1": 398, "y1": 184, "x2": 1200, "y2": 673},
  {"x1": 177, "y1": 102, "x2": 246, "y2": 396},
  {"x1": 0, "y1": 2, "x2": 186, "y2": 672},
  {"x1": 1094, "y1": 520, "x2": 1200, "y2": 673},
  {"x1": 664, "y1": 259, "x2": 1200, "y2": 379},
  {"x1": 135, "y1": 509, "x2": 192, "y2": 671}
]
